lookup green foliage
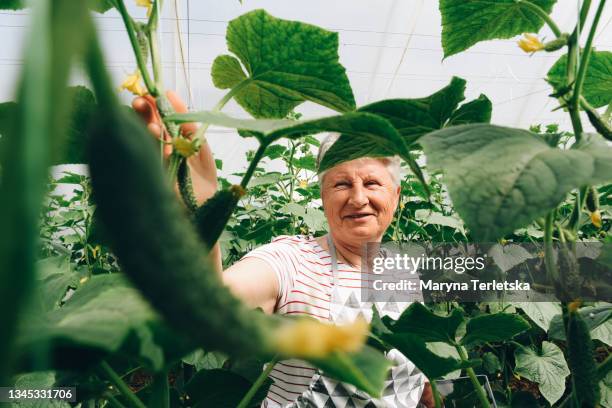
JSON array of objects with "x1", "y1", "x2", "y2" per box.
[
  {"x1": 547, "y1": 50, "x2": 612, "y2": 108},
  {"x1": 383, "y1": 333, "x2": 472, "y2": 379},
  {"x1": 420, "y1": 125, "x2": 612, "y2": 240},
  {"x1": 461, "y1": 313, "x2": 530, "y2": 347},
  {"x1": 211, "y1": 9, "x2": 355, "y2": 118},
  {"x1": 514, "y1": 341, "x2": 570, "y2": 405},
  {"x1": 390, "y1": 303, "x2": 464, "y2": 343},
  {"x1": 322, "y1": 77, "x2": 492, "y2": 175},
  {"x1": 308, "y1": 346, "x2": 392, "y2": 398},
  {"x1": 439, "y1": 0, "x2": 557, "y2": 58},
  {"x1": 184, "y1": 368, "x2": 272, "y2": 408},
  {"x1": 17, "y1": 274, "x2": 191, "y2": 372}
]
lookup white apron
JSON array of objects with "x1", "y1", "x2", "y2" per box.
[{"x1": 286, "y1": 236, "x2": 427, "y2": 408}]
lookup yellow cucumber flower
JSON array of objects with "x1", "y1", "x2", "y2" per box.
[
  {"x1": 590, "y1": 210, "x2": 602, "y2": 228},
  {"x1": 173, "y1": 137, "x2": 200, "y2": 158},
  {"x1": 274, "y1": 318, "x2": 368, "y2": 359},
  {"x1": 120, "y1": 70, "x2": 146, "y2": 96},
  {"x1": 518, "y1": 33, "x2": 544, "y2": 53},
  {"x1": 136, "y1": 0, "x2": 153, "y2": 17}
]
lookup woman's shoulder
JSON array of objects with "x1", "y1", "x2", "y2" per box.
[{"x1": 267, "y1": 235, "x2": 322, "y2": 255}]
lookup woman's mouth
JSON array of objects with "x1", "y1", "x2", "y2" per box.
[{"x1": 344, "y1": 213, "x2": 374, "y2": 220}]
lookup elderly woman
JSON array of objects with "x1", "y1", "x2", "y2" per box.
[{"x1": 134, "y1": 92, "x2": 434, "y2": 408}]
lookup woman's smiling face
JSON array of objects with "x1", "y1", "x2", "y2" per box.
[{"x1": 321, "y1": 158, "x2": 400, "y2": 244}]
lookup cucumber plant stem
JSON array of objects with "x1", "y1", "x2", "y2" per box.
[
  {"x1": 518, "y1": 0, "x2": 562, "y2": 36},
  {"x1": 147, "y1": 0, "x2": 163, "y2": 92},
  {"x1": 455, "y1": 345, "x2": 491, "y2": 408},
  {"x1": 544, "y1": 210, "x2": 558, "y2": 283},
  {"x1": 571, "y1": 0, "x2": 607, "y2": 114},
  {"x1": 191, "y1": 79, "x2": 252, "y2": 145},
  {"x1": 429, "y1": 380, "x2": 442, "y2": 408},
  {"x1": 99, "y1": 361, "x2": 146, "y2": 408},
  {"x1": 149, "y1": 371, "x2": 170, "y2": 408},
  {"x1": 237, "y1": 356, "x2": 278, "y2": 408},
  {"x1": 241, "y1": 142, "x2": 270, "y2": 189},
  {"x1": 114, "y1": 0, "x2": 157, "y2": 96}
]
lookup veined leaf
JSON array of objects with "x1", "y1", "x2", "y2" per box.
[
  {"x1": 383, "y1": 333, "x2": 472, "y2": 380},
  {"x1": 420, "y1": 125, "x2": 612, "y2": 240},
  {"x1": 513, "y1": 302, "x2": 561, "y2": 332},
  {"x1": 439, "y1": 0, "x2": 557, "y2": 58},
  {"x1": 547, "y1": 50, "x2": 612, "y2": 108},
  {"x1": 320, "y1": 77, "x2": 490, "y2": 181},
  {"x1": 17, "y1": 274, "x2": 193, "y2": 372},
  {"x1": 548, "y1": 304, "x2": 612, "y2": 342},
  {"x1": 389, "y1": 303, "x2": 465, "y2": 344},
  {"x1": 168, "y1": 110, "x2": 407, "y2": 172},
  {"x1": 460, "y1": 313, "x2": 530, "y2": 346},
  {"x1": 514, "y1": 341, "x2": 569, "y2": 405},
  {"x1": 307, "y1": 345, "x2": 391, "y2": 398},
  {"x1": 211, "y1": 9, "x2": 355, "y2": 118}
]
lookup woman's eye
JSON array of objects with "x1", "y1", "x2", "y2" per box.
[
  {"x1": 365, "y1": 180, "x2": 380, "y2": 186},
  {"x1": 334, "y1": 181, "x2": 350, "y2": 188}
]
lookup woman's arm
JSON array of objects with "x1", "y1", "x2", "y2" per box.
[{"x1": 133, "y1": 92, "x2": 280, "y2": 314}]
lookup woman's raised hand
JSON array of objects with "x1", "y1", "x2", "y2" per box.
[{"x1": 132, "y1": 91, "x2": 218, "y2": 205}]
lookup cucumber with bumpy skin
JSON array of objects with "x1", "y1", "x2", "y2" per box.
[
  {"x1": 567, "y1": 305, "x2": 600, "y2": 407},
  {"x1": 177, "y1": 158, "x2": 199, "y2": 213},
  {"x1": 88, "y1": 107, "x2": 277, "y2": 356},
  {"x1": 193, "y1": 185, "x2": 244, "y2": 247}
]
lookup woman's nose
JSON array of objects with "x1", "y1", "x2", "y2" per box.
[{"x1": 348, "y1": 185, "x2": 368, "y2": 207}]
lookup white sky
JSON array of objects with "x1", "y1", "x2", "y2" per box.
[{"x1": 1, "y1": 1, "x2": 611, "y2": 177}]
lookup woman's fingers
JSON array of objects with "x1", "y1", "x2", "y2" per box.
[{"x1": 166, "y1": 90, "x2": 198, "y2": 137}]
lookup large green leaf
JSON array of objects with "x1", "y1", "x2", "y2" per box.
[
  {"x1": 308, "y1": 346, "x2": 391, "y2": 398},
  {"x1": 211, "y1": 9, "x2": 355, "y2": 118},
  {"x1": 168, "y1": 110, "x2": 408, "y2": 171},
  {"x1": 460, "y1": 313, "x2": 530, "y2": 346},
  {"x1": 184, "y1": 368, "x2": 272, "y2": 408},
  {"x1": 390, "y1": 302, "x2": 465, "y2": 344},
  {"x1": 420, "y1": 125, "x2": 612, "y2": 240},
  {"x1": 34, "y1": 256, "x2": 79, "y2": 313},
  {"x1": 9, "y1": 371, "x2": 70, "y2": 408},
  {"x1": 514, "y1": 341, "x2": 569, "y2": 405},
  {"x1": 548, "y1": 304, "x2": 612, "y2": 342},
  {"x1": 0, "y1": 0, "x2": 54, "y2": 385},
  {"x1": 17, "y1": 274, "x2": 192, "y2": 372},
  {"x1": 547, "y1": 50, "x2": 612, "y2": 108},
  {"x1": 321, "y1": 77, "x2": 491, "y2": 171},
  {"x1": 383, "y1": 333, "x2": 472, "y2": 380},
  {"x1": 439, "y1": 0, "x2": 557, "y2": 58},
  {"x1": 513, "y1": 302, "x2": 561, "y2": 331}
]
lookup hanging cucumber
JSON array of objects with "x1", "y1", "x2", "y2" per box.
[
  {"x1": 177, "y1": 158, "x2": 199, "y2": 214},
  {"x1": 193, "y1": 185, "x2": 244, "y2": 247},
  {"x1": 585, "y1": 186, "x2": 601, "y2": 228},
  {"x1": 87, "y1": 106, "x2": 277, "y2": 356},
  {"x1": 566, "y1": 302, "x2": 600, "y2": 407}
]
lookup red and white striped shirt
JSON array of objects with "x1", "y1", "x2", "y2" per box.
[{"x1": 244, "y1": 234, "x2": 364, "y2": 406}]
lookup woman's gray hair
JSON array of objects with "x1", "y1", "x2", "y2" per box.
[{"x1": 316, "y1": 133, "x2": 402, "y2": 187}]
